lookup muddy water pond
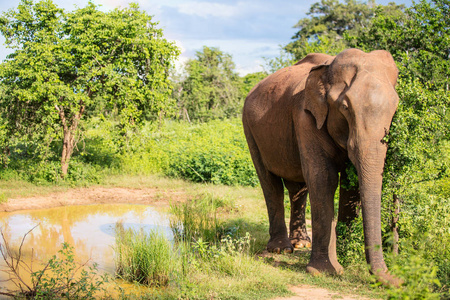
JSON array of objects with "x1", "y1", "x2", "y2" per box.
[{"x1": 0, "y1": 204, "x2": 173, "y2": 294}]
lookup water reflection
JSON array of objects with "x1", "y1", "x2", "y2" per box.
[{"x1": 0, "y1": 204, "x2": 172, "y2": 292}]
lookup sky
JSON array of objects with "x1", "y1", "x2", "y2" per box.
[{"x1": 0, "y1": 0, "x2": 412, "y2": 76}]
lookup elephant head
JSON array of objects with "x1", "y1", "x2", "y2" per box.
[{"x1": 304, "y1": 49, "x2": 399, "y2": 283}]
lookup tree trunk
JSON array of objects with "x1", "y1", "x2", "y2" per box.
[
  {"x1": 391, "y1": 193, "x2": 400, "y2": 255},
  {"x1": 61, "y1": 129, "x2": 74, "y2": 178},
  {"x1": 56, "y1": 100, "x2": 85, "y2": 179}
]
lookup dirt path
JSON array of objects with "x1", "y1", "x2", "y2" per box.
[
  {"x1": 274, "y1": 285, "x2": 373, "y2": 300},
  {"x1": 0, "y1": 187, "x2": 375, "y2": 299},
  {"x1": 0, "y1": 186, "x2": 186, "y2": 212}
]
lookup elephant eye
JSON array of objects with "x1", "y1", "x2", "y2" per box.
[{"x1": 341, "y1": 100, "x2": 349, "y2": 111}]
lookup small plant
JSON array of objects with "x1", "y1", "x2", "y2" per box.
[
  {"x1": 0, "y1": 227, "x2": 109, "y2": 299},
  {"x1": 383, "y1": 250, "x2": 441, "y2": 299},
  {"x1": 114, "y1": 223, "x2": 174, "y2": 287}
]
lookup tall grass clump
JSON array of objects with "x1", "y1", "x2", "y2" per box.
[
  {"x1": 114, "y1": 223, "x2": 174, "y2": 287},
  {"x1": 170, "y1": 192, "x2": 232, "y2": 244}
]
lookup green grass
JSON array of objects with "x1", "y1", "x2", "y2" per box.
[
  {"x1": 1, "y1": 170, "x2": 448, "y2": 299},
  {"x1": 114, "y1": 223, "x2": 175, "y2": 287},
  {"x1": 0, "y1": 178, "x2": 69, "y2": 200},
  {"x1": 107, "y1": 182, "x2": 386, "y2": 299}
]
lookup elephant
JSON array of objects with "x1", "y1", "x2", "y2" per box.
[{"x1": 242, "y1": 49, "x2": 400, "y2": 286}]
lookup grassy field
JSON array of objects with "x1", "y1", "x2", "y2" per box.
[
  {"x1": 1, "y1": 117, "x2": 448, "y2": 299},
  {"x1": 0, "y1": 174, "x2": 389, "y2": 299}
]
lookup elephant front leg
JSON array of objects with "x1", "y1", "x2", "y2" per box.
[
  {"x1": 284, "y1": 180, "x2": 311, "y2": 248},
  {"x1": 304, "y1": 163, "x2": 343, "y2": 275}
]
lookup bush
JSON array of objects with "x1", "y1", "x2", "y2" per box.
[
  {"x1": 385, "y1": 248, "x2": 441, "y2": 299},
  {"x1": 0, "y1": 229, "x2": 109, "y2": 300},
  {"x1": 336, "y1": 217, "x2": 365, "y2": 267},
  {"x1": 0, "y1": 118, "x2": 258, "y2": 187},
  {"x1": 162, "y1": 119, "x2": 258, "y2": 186},
  {"x1": 112, "y1": 119, "x2": 258, "y2": 186}
]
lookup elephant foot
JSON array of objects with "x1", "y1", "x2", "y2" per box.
[
  {"x1": 290, "y1": 237, "x2": 311, "y2": 248},
  {"x1": 267, "y1": 237, "x2": 293, "y2": 254},
  {"x1": 306, "y1": 259, "x2": 343, "y2": 275}
]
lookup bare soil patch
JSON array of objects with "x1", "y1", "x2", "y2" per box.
[
  {"x1": 274, "y1": 285, "x2": 373, "y2": 300},
  {"x1": 0, "y1": 186, "x2": 186, "y2": 212}
]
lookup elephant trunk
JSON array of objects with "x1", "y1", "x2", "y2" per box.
[
  {"x1": 358, "y1": 157, "x2": 386, "y2": 273},
  {"x1": 351, "y1": 141, "x2": 401, "y2": 286}
]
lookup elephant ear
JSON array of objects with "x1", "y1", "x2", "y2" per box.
[{"x1": 304, "y1": 64, "x2": 329, "y2": 130}]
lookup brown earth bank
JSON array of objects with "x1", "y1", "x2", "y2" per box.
[
  {"x1": 0, "y1": 186, "x2": 186, "y2": 212},
  {"x1": 0, "y1": 186, "x2": 376, "y2": 300}
]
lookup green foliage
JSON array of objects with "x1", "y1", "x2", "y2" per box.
[
  {"x1": 31, "y1": 243, "x2": 109, "y2": 299},
  {"x1": 284, "y1": 0, "x2": 404, "y2": 60},
  {"x1": 385, "y1": 249, "x2": 441, "y2": 300},
  {"x1": 0, "y1": 118, "x2": 258, "y2": 187},
  {"x1": 173, "y1": 46, "x2": 243, "y2": 122},
  {"x1": 384, "y1": 79, "x2": 449, "y2": 193},
  {"x1": 117, "y1": 118, "x2": 257, "y2": 186},
  {"x1": 189, "y1": 233, "x2": 253, "y2": 277},
  {"x1": 394, "y1": 186, "x2": 450, "y2": 293},
  {"x1": 347, "y1": 0, "x2": 450, "y2": 89},
  {"x1": 114, "y1": 224, "x2": 174, "y2": 287},
  {"x1": 164, "y1": 120, "x2": 258, "y2": 186},
  {"x1": 0, "y1": 234, "x2": 109, "y2": 300},
  {"x1": 336, "y1": 218, "x2": 365, "y2": 267},
  {"x1": 0, "y1": 0, "x2": 179, "y2": 176}
]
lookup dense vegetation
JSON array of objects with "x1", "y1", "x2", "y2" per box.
[{"x1": 0, "y1": 0, "x2": 449, "y2": 298}]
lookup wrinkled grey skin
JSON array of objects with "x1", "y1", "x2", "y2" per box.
[{"x1": 242, "y1": 49, "x2": 400, "y2": 286}]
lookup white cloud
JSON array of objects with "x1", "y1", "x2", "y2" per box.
[
  {"x1": 236, "y1": 61, "x2": 265, "y2": 76},
  {"x1": 177, "y1": 2, "x2": 240, "y2": 18}
]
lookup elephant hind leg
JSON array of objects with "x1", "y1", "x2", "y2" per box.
[
  {"x1": 261, "y1": 173, "x2": 292, "y2": 254},
  {"x1": 283, "y1": 180, "x2": 311, "y2": 248},
  {"x1": 244, "y1": 132, "x2": 292, "y2": 254}
]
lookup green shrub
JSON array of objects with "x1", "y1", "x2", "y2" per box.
[
  {"x1": 336, "y1": 217, "x2": 365, "y2": 267},
  {"x1": 397, "y1": 188, "x2": 450, "y2": 292},
  {"x1": 0, "y1": 236, "x2": 109, "y2": 300},
  {"x1": 162, "y1": 119, "x2": 258, "y2": 186},
  {"x1": 33, "y1": 243, "x2": 110, "y2": 299},
  {"x1": 1, "y1": 118, "x2": 258, "y2": 187},
  {"x1": 385, "y1": 248, "x2": 441, "y2": 299}
]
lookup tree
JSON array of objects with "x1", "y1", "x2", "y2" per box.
[
  {"x1": 0, "y1": 0, "x2": 179, "y2": 177},
  {"x1": 341, "y1": 0, "x2": 450, "y2": 287},
  {"x1": 238, "y1": 72, "x2": 267, "y2": 99},
  {"x1": 348, "y1": 0, "x2": 450, "y2": 216},
  {"x1": 174, "y1": 46, "x2": 241, "y2": 122},
  {"x1": 348, "y1": 0, "x2": 449, "y2": 89},
  {"x1": 285, "y1": 0, "x2": 404, "y2": 60}
]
